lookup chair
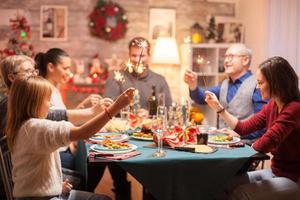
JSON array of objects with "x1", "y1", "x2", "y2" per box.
[{"x1": 0, "y1": 135, "x2": 14, "y2": 200}]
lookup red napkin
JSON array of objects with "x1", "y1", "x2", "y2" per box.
[{"x1": 89, "y1": 151, "x2": 141, "y2": 160}]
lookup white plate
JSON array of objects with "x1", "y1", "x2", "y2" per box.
[
  {"x1": 208, "y1": 134, "x2": 240, "y2": 145},
  {"x1": 90, "y1": 144, "x2": 138, "y2": 154},
  {"x1": 130, "y1": 135, "x2": 153, "y2": 141},
  {"x1": 90, "y1": 133, "x2": 128, "y2": 142}
]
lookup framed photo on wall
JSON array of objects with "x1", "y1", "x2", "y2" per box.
[
  {"x1": 149, "y1": 8, "x2": 176, "y2": 41},
  {"x1": 40, "y1": 5, "x2": 68, "y2": 41},
  {"x1": 215, "y1": 16, "x2": 244, "y2": 43}
]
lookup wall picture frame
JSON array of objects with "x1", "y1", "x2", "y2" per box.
[
  {"x1": 149, "y1": 8, "x2": 176, "y2": 41},
  {"x1": 40, "y1": 5, "x2": 68, "y2": 41},
  {"x1": 215, "y1": 16, "x2": 244, "y2": 43}
]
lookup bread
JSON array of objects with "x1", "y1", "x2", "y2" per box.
[{"x1": 185, "y1": 144, "x2": 215, "y2": 153}]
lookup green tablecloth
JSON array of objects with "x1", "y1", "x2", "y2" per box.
[{"x1": 87, "y1": 140, "x2": 257, "y2": 200}]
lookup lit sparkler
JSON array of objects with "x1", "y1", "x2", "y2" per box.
[
  {"x1": 113, "y1": 39, "x2": 149, "y2": 84},
  {"x1": 113, "y1": 70, "x2": 125, "y2": 84},
  {"x1": 197, "y1": 55, "x2": 208, "y2": 90}
]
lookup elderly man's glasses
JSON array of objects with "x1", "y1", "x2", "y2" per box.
[
  {"x1": 224, "y1": 54, "x2": 246, "y2": 62},
  {"x1": 12, "y1": 69, "x2": 39, "y2": 76}
]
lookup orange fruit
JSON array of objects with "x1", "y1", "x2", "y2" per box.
[{"x1": 193, "y1": 113, "x2": 204, "y2": 123}]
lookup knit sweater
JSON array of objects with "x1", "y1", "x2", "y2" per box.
[
  {"x1": 235, "y1": 99, "x2": 300, "y2": 181},
  {"x1": 104, "y1": 68, "x2": 172, "y2": 109},
  {"x1": 12, "y1": 118, "x2": 72, "y2": 197}
]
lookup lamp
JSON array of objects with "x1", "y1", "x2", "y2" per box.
[{"x1": 151, "y1": 37, "x2": 180, "y2": 65}]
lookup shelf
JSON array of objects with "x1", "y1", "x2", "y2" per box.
[{"x1": 189, "y1": 43, "x2": 231, "y2": 126}]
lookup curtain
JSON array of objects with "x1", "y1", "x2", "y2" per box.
[{"x1": 266, "y1": 0, "x2": 300, "y2": 76}]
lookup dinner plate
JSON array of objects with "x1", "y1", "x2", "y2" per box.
[
  {"x1": 90, "y1": 144, "x2": 138, "y2": 154},
  {"x1": 130, "y1": 135, "x2": 154, "y2": 141},
  {"x1": 208, "y1": 134, "x2": 240, "y2": 145},
  {"x1": 90, "y1": 132, "x2": 128, "y2": 142}
]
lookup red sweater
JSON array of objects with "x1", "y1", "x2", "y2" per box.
[{"x1": 235, "y1": 99, "x2": 300, "y2": 181}]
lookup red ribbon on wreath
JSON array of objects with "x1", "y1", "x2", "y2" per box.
[{"x1": 89, "y1": 0, "x2": 128, "y2": 41}]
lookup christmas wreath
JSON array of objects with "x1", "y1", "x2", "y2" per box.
[{"x1": 89, "y1": 0, "x2": 128, "y2": 41}]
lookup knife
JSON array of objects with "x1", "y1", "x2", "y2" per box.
[{"x1": 174, "y1": 146, "x2": 195, "y2": 153}]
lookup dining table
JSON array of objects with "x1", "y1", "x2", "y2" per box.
[{"x1": 80, "y1": 137, "x2": 269, "y2": 200}]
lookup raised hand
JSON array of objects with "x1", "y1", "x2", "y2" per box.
[
  {"x1": 204, "y1": 91, "x2": 223, "y2": 112},
  {"x1": 76, "y1": 94, "x2": 103, "y2": 109},
  {"x1": 114, "y1": 87, "x2": 135, "y2": 110},
  {"x1": 183, "y1": 69, "x2": 198, "y2": 90},
  {"x1": 99, "y1": 98, "x2": 114, "y2": 108}
]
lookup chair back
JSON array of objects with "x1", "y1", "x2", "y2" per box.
[{"x1": 0, "y1": 135, "x2": 14, "y2": 200}]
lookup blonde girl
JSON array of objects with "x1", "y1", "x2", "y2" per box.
[{"x1": 6, "y1": 76, "x2": 133, "y2": 199}]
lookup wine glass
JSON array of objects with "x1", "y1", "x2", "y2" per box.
[
  {"x1": 180, "y1": 99, "x2": 190, "y2": 145},
  {"x1": 152, "y1": 106, "x2": 167, "y2": 157}
]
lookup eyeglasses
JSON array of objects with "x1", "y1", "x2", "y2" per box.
[
  {"x1": 12, "y1": 69, "x2": 39, "y2": 76},
  {"x1": 224, "y1": 54, "x2": 246, "y2": 62}
]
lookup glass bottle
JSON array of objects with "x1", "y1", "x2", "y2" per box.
[{"x1": 148, "y1": 85, "x2": 158, "y2": 116}]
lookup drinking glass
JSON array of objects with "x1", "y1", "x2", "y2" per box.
[
  {"x1": 152, "y1": 106, "x2": 167, "y2": 157},
  {"x1": 120, "y1": 106, "x2": 130, "y2": 120},
  {"x1": 158, "y1": 92, "x2": 165, "y2": 107}
]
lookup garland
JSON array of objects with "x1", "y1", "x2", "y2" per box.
[{"x1": 89, "y1": 0, "x2": 128, "y2": 41}]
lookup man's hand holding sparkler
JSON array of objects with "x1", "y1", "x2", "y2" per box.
[{"x1": 184, "y1": 69, "x2": 198, "y2": 91}]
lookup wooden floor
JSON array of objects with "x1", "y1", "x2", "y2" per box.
[{"x1": 94, "y1": 166, "x2": 143, "y2": 200}]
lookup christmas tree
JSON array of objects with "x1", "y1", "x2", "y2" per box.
[
  {"x1": 206, "y1": 16, "x2": 217, "y2": 42},
  {"x1": 0, "y1": 15, "x2": 34, "y2": 60}
]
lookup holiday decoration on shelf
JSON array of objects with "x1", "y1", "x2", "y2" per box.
[
  {"x1": 88, "y1": 0, "x2": 128, "y2": 41},
  {"x1": 190, "y1": 23, "x2": 204, "y2": 44},
  {"x1": 0, "y1": 15, "x2": 34, "y2": 60},
  {"x1": 88, "y1": 54, "x2": 109, "y2": 83},
  {"x1": 205, "y1": 15, "x2": 217, "y2": 43}
]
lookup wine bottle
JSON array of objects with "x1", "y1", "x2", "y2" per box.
[{"x1": 148, "y1": 85, "x2": 158, "y2": 116}]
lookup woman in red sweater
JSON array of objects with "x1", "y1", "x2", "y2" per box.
[{"x1": 205, "y1": 56, "x2": 300, "y2": 199}]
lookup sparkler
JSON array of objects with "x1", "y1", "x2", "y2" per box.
[
  {"x1": 197, "y1": 55, "x2": 208, "y2": 90},
  {"x1": 113, "y1": 39, "x2": 149, "y2": 84},
  {"x1": 136, "y1": 40, "x2": 148, "y2": 68},
  {"x1": 113, "y1": 70, "x2": 125, "y2": 84}
]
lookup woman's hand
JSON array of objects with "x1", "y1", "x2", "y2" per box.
[
  {"x1": 211, "y1": 128, "x2": 241, "y2": 138},
  {"x1": 205, "y1": 91, "x2": 224, "y2": 112},
  {"x1": 183, "y1": 69, "x2": 198, "y2": 91},
  {"x1": 113, "y1": 88, "x2": 135, "y2": 111},
  {"x1": 76, "y1": 94, "x2": 102, "y2": 109},
  {"x1": 91, "y1": 97, "x2": 114, "y2": 114},
  {"x1": 62, "y1": 179, "x2": 72, "y2": 196}
]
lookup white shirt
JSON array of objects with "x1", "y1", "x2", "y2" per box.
[
  {"x1": 12, "y1": 118, "x2": 73, "y2": 197},
  {"x1": 50, "y1": 87, "x2": 66, "y2": 110}
]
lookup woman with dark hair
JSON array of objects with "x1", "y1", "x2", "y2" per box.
[
  {"x1": 35, "y1": 48, "x2": 110, "y2": 170},
  {"x1": 205, "y1": 56, "x2": 300, "y2": 199},
  {"x1": 35, "y1": 48, "x2": 103, "y2": 110}
]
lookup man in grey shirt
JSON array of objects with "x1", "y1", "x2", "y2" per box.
[{"x1": 105, "y1": 36, "x2": 172, "y2": 111}]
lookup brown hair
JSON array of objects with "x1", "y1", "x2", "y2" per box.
[
  {"x1": 259, "y1": 56, "x2": 300, "y2": 104},
  {"x1": 5, "y1": 76, "x2": 52, "y2": 151},
  {"x1": 128, "y1": 36, "x2": 151, "y2": 55},
  {"x1": 35, "y1": 48, "x2": 69, "y2": 77},
  {"x1": 0, "y1": 55, "x2": 35, "y2": 88}
]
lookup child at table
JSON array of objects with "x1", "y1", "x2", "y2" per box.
[{"x1": 5, "y1": 76, "x2": 134, "y2": 199}]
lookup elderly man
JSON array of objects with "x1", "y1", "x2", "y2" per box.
[{"x1": 184, "y1": 43, "x2": 267, "y2": 139}]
